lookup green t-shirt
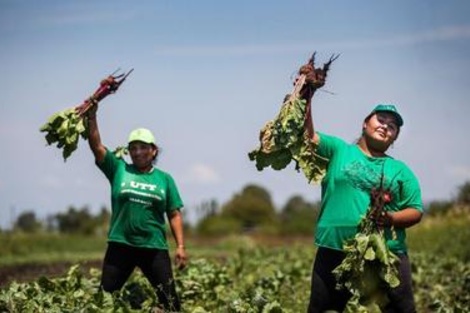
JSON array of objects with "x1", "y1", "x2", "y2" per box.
[
  {"x1": 97, "y1": 150, "x2": 183, "y2": 249},
  {"x1": 315, "y1": 133, "x2": 423, "y2": 254}
]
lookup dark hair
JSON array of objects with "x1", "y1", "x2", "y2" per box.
[{"x1": 152, "y1": 145, "x2": 160, "y2": 164}]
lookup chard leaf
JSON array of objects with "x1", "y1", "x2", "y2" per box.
[
  {"x1": 40, "y1": 107, "x2": 90, "y2": 161},
  {"x1": 248, "y1": 96, "x2": 328, "y2": 183},
  {"x1": 364, "y1": 247, "x2": 376, "y2": 261}
]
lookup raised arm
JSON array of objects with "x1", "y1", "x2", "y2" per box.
[
  {"x1": 86, "y1": 105, "x2": 106, "y2": 163},
  {"x1": 299, "y1": 53, "x2": 338, "y2": 145},
  {"x1": 304, "y1": 97, "x2": 320, "y2": 144},
  {"x1": 298, "y1": 65, "x2": 321, "y2": 145}
]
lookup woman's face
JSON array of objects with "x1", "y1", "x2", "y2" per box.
[
  {"x1": 128, "y1": 141, "x2": 157, "y2": 171},
  {"x1": 363, "y1": 112, "x2": 399, "y2": 151}
]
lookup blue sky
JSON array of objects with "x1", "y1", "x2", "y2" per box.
[{"x1": 1, "y1": 0, "x2": 469, "y2": 228}]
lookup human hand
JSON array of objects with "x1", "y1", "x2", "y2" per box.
[
  {"x1": 298, "y1": 63, "x2": 326, "y2": 90},
  {"x1": 175, "y1": 246, "x2": 187, "y2": 270},
  {"x1": 75, "y1": 98, "x2": 98, "y2": 118},
  {"x1": 370, "y1": 210, "x2": 394, "y2": 228}
]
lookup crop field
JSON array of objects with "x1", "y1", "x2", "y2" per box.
[{"x1": 0, "y1": 215, "x2": 469, "y2": 312}]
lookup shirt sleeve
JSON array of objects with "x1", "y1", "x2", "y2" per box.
[
  {"x1": 96, "y1": 149, "x2": 120, "y2": 183},
  {"x1": 316, "y1": 132, "x2": 348, "y2": 159},
  {"x1": 165, "y1": 173, "x2": 184, "y2": 213},
  {"x1": 397, "y1": 164, "x2": 423, "y2": 212}
]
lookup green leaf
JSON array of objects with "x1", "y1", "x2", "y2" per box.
[
  {"x1": 248, "y1": 96, "x2": 327, "y2": 183},
  {"x1": 44, "y1": 132, "x2": 59, "y2": 145},
  {"x1": 40, "y1": 108, "x2": 89, "y2": 161},
  {"x1": 37, "y1": 276, "x2": 56, "y2": 292},
  {"x1": 370, "y1": 233, "x2": 388, "y2": 264},
  {"x1": 364, "y1": 247, "x2": 376, "y2": 261}
]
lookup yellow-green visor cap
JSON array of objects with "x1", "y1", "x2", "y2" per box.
[{"x1": 128, "y1": 128, "x2": 156, "y2": 145}]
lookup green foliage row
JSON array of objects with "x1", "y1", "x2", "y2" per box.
[
  {"x1": 412, "y1": 252, "x2": 470, "y2": 313},
  {"x1": 0, "y1": 233, "x2": 106, "y2": 266},
  {"x1": 407, "y1": 215, "x2": 470, "y2": 263},
  {"x1": 1, "y1": 244, "x2": 468, "y2": 312},
  {"x1": 0, "y1": 244, "x2": 313, "y2": 312},
  {"x1": 0, "y1": 216, "x2": 469, "y2": 311}
]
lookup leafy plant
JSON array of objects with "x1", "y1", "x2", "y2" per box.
[
  {"x1": 40, "y1": 108, "x2": 88, "y2": 161},
  {"x1": 333, "y1": 230, "x2": 400, "y2": 312},
  {"x1": 40, "y1": 69, "x2": 133, "y2": 161},
  {"x1": 248, "y1": 96, "x2": 328, "y2": 184},
  {"x1": 333, "y1": 185, "x2": 400, "y2": 311},
  {"x1": 248, "y1": 52, "x2": 337, "y2": 184},
  {"x1": 0, "y1": 243, "x2": 469, "y2": 312}
]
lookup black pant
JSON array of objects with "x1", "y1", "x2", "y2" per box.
[
  {"x1": 100, "y1": 242, "x2": 181, "y2": 311},
  {"x1": 307, "y1": 247, "x2": 416, "y2": 313}
]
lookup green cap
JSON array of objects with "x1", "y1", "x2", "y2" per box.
[
  {"x1": 370, "y1": 104, "x2": 404, "y2": 127},
  {"x1": 128, "y1": 128, "x2": 156, "y2": 145}
]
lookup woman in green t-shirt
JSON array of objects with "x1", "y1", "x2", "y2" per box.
[
  {"x1": 300, "y1": 69, "x2": 423, "y2": 312},
  {"x1": 86, "y1": 105, "x2": 187, "y2": 312}
]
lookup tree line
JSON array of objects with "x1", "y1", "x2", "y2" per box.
[{"x1": 5, "y1": 181, "x2": 470, "y2": 236}]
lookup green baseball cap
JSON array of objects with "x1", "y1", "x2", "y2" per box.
[
  {"x1": 370, "y1": 104, "x2": 404, "y2": 127},
  {"x1": 128, "y1": 128, "x2": 156, "y2": 145}
]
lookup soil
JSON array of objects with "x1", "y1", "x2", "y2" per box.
[{"x1": 0, "y1": 259, "x2": 102, "y2": 288}]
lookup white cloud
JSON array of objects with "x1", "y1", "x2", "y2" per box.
[
  {"x1": 154, "y1": 25, "x2": 470, "y2": 57},
  {"x1": 0, "y1": 4, "x2": 141, "y2": 32},
  {"x1": 182, "y1": 164, "x2": 220, "y2": 184},
  {"x1": 38, "y1": 11, "x2": 138, "y2": 27},
  {"x1": 357, "y1": 25, "x2": 470, "y2": 48}
]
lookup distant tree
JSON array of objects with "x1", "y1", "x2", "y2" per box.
[
  {"x1": 280, "y1": 195, "x2": 320, "y2": 235},
  {"x1": 455, "y1": 181, "x2": 470, "y2": 206},
  {"x1": 281, "y1": 195, "x2": 308, "y2": 216},
  {"x1": 54, "y1": 206, "x2": 96, "y2": 235},
  {"x1": 197, "y1": 199, "x2": 219, "y2": 220},
  {"x1": 196, "y1": 215, "x2": 241, "y2": 236},
  {"x1": 94, "y1": 206, "x2": 111, "y2": 236},
  {"x1": 221, "y1": 184, "x2": 277, "y2": 231},
  {"x1": 14, "y1": 211, "x2": 42, "y2": 233},
  {"x1": 425, "y1": 200, "x2": 454, "y2": 216}
]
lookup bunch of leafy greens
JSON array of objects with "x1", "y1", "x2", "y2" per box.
[
  {"x1": 40, "y1": 108, "x2": 88, "y2": 161},
  {"x1": 333, "y1": 208, "x2": 400, "y2": 312},
  {"x1": 40, "y1": 69, "x2": 133, "y2": 161},
  {"x1": 40, "y1": 109, "x2": 128, "y2": 161},
  {"x1": 248, "y1": 95, "x2": 328, "y2": 184},
  {"x1": 248, "y1": 52, "x2": 340, "y2": 183}
]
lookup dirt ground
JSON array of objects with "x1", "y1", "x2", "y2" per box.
[{"x1": 0, "y1": 259, "x2": 102, "y2": 288}]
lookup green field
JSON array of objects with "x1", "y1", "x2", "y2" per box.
[{"x1": 0, "y1": 214, "x2": 469, "y2": 312}]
